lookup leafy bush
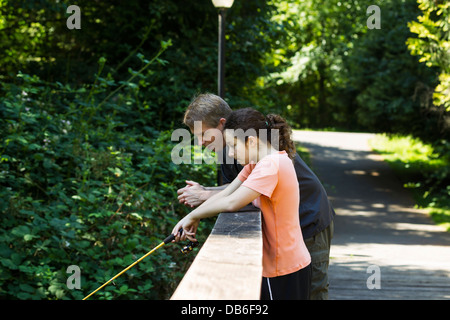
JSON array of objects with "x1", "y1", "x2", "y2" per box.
[{"x1": 0, "y1": 47, "x2": 216, "y2": 299}]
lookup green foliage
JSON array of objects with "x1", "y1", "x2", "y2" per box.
[
  {"x1": 0, "y1": 0, "x2": 287, "y2": 127},
  {"x1": 347, "y1": 0, "x2": 437, "y2": 136},
  {"x1": 0, "y1": 47, "x2": 216, "y2": 299},
  {"x1": 268, "y1": 0, "x2": 447, "y2": 141},
  {"x1": 407, "y1": 0, "x2": 450, "y2": 111},
  {"x1": 0, "y1": 0, "x2": 289, "y2": 300},
  {"x1": 269, "y1": 0, "x2": 378, "y2": 128}
]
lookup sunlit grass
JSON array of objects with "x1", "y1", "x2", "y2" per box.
[
  {"x1": 369, "y1": 134, "x2": 441, "y2": 165},
  {"x1": 369, "y1": 134, "x2": 450, "y2": 232}
]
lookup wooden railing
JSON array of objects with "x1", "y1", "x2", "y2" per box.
[{"x1": 170, "y1": 206, "x2": 262, "y2": 300}]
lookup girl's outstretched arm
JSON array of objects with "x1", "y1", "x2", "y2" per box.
[{"x1": 172, "y1": 181, "x2": 261, "y2": 242}]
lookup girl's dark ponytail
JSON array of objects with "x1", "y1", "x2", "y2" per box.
[
  {"x1": 225, "y1": 108, "x2": 296, "y2": 160},
  {"x1": 265, "y1": 114, "x2": 296, "y2": 160}
]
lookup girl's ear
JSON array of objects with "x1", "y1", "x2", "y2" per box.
[{"x1": 247, "y1": 136, "x2": 258, "y2": 147}]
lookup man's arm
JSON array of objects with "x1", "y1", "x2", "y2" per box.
[
  {"x1": 197, "y1": 176, "x2": 244, "y2": 208},
  {"x1": 172, "y1": 180, "x2": 260, "y2": 241},
  {"x1": 177, "y1": 181, "x2": 229, "y2": 207}
]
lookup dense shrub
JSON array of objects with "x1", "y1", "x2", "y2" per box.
[{"x1": 0, "y1": 49, "x2": 216, "y2": 300}]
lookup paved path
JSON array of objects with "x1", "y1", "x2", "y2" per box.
[{"x1": 292, "y1": 130, "x2": 450, "y2": 300}]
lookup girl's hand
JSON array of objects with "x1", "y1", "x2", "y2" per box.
[{"x1": 172, "y1": 214, "x2": 200, "y2": 242}]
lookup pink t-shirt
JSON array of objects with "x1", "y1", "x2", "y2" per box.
[{"x1": 238, "y1": 151, "x2": 311, "y2": 278}]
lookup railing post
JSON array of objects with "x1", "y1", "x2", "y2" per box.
[{"x1": 171, "y1": 207, "x2": 262, "y2": 300}]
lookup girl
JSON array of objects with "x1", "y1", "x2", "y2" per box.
[{"x1": 171, "y1": 107, "x2": 311, "y2": 300}]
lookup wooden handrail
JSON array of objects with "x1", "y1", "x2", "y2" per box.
[{"x1": 170, "y1": 206, "x2": 262, "y2": 300}]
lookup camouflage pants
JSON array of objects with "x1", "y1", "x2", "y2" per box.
[{"x1": 304, "y1": 221, "x2": 334, "y2": 300}]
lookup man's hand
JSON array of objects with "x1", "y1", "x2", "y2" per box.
[{"x1": 177, "y1": 180, "x2": 210, "y2": 208}]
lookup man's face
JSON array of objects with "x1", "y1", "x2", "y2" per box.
[
  {"x1": 191, "y1": 121, "x2": 224, "y2": 152},
  {"x1": 224, "y1": 130, "x2": 257, "y2": 165}
]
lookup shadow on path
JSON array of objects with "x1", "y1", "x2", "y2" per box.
[{"x1": 293, "y1": 131, "x2": 450, "y2": 300}]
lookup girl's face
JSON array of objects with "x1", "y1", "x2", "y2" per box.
[{"x1": 224, "y1": 130, "x2": 258, "y2": 165}]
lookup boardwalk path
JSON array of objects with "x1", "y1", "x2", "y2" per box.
[{"x1": 292, "y1": 131, "x2": 450, "y2": 300}]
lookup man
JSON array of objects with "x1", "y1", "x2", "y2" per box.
[{"x1": 177, "y1": 93, "x2": 335, "y2": 299}]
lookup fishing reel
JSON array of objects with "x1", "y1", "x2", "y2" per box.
[{"x1": 180, "y1": 240, "x2": 199, "y2": 254}]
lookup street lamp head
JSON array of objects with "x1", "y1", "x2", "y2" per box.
[{"x1": 212, "y1": 0, "x2": 234, "y2": 8}]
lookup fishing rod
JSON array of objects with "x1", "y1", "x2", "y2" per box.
[{"x1": 83, "y1": 229, "x2": 199, "y2": 300}]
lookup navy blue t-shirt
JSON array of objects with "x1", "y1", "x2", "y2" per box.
[{"x1": 220, "y1": 147, "x2": 335, "y2": 239}]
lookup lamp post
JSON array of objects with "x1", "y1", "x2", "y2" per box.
[
  {"x1": 212, "y1": 0, "x2": 234, "y2": 98},
  {"x1": 212, "y1": 0, "x2": 234, "y2": 187}
]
